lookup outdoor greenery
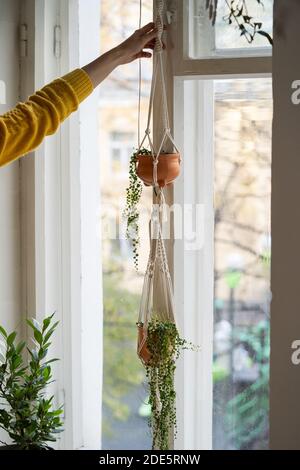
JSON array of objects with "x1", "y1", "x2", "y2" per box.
[
  {"x1": 140, "y1": 318, "x2": 197, "y2": 450},
  {"x1": 102, "y1": 270, "x2": 145, "y2": 436},
  {"x1": 206, "y1": 0, "x2": 273, "y2": 45},
  {"x1": 123, "y1": 147, "x2": 152, "y2": 270},
  {"x1": 225, "y1": 320, "x2": 269, "y2": 449},
  {"x1": 0, "y1": 314, "x2": 63, "y2": 449}
]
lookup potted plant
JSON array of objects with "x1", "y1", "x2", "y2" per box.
[
  {"x1": 137, "y1": 316, "x2": 197, "y2": 450},
  {"x1": 0, "y1": 313, "x2": 63, "y2": 450},
  {"x1": 124, "y1": 146, "x2": 181, "y2": 270}
]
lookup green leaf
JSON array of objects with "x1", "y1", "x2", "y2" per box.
[
  {"x1": 16, "y1": 341, "x2": 26, "y2": 354},
  {"x1": 34, "y1": 329, "x2": 43, "y2": 345},
  {"x1": 0, "y1": 325, "x2": 7, "y2": 338},
  {"x1": 42, "y1": 313, "x2": 55, "y2": 332},
  {"x1": 42, "y1": 366, "x2": 50, "y2": 380},
  {"x1": 44, "y1": 322, "x2": 59, "y2": 343},
  {"x1": 44, "y1": 358, "x2": 59, "y2": 365},
  {"x1": 7, "y1": 332, "x2": 17, "y2": 346},
  {"x1": 26, "y1": 319, "x2": 37, "y2": 332},
  {"x1": 27, "y1": 347, "x2": 39, "y2": 361}
]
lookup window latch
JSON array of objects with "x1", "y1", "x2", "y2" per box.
[
  {"x1": 19, "y1": 24, "x2": 28, "y2": 58},
  {"x1": 54, "y1": 25, "x2": 61, "y2": 59}
]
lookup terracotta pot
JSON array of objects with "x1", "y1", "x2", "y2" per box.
[
  {"x1": 137, "y1": 324, "x2": 151, "y2": 364},
  {"x1": 135, "y1": 153, "x2": 180, "y2": 188}
]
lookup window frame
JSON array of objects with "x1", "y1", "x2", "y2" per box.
[{"x1": 20, "y1": 0, "x2": 102, "y2": 450}]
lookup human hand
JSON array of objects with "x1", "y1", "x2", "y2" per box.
[{"x1": 114, "y1": 22, "x2": 165, "y2": 65}]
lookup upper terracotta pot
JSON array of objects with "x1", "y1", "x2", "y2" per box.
[{"x1": 136, "y1": 153, "x2": 180, "y2": 188}]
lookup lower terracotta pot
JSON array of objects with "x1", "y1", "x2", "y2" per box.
[
  {"x1": 137, "y1": 324, "x2": 151, "y2": 364},
  {"x1": 135, "y1": 153, "x2": 180, "y2": 188}
]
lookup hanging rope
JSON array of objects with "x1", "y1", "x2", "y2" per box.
[
  {"x1": 138, "y1": 0, "x2": 142, "y2": 148},
  {"x1": 137, "y1": 0, "x2": 181, "y2": 193}
]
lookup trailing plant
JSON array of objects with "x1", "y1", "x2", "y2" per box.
[
  {"x1": 0, "y1": 313, "x2": 63, "y2": 449},
  {"x1": 123, "y1": 147, "x2": 152, "y2": 270},
  {"x1": 138, "y1": 318, "x2": 197, "y2": 450},
  {"x1": 206, "y1": 0, "x2": 273, "y2": 45}
]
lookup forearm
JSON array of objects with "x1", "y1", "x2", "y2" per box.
[
  {"x1": 82, "y1": 22, "x2": 157, "y2": 88},
  {"x1": 82, "y1": 47, "x2": 123, "y2": 88}
]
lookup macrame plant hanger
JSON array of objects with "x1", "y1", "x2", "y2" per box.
[
  {"x1": 137, "y1": 0, "x2": 180, "y2": 364},
  {"x1": 136, "y1": 0, "x2": 181, "y2": 191}
]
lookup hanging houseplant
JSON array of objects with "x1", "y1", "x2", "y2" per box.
[
  {"x1": 137, "y1": 317, "x2": 196, "y2": 450},
  {"x1": 0, "y1": 313, "x2": 63, "y2": 450},
  {"x1": 124, "y1": 147, "x2": 151, "y2": 270}
]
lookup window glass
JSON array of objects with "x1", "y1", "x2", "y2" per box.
[
  {"x1": 187, "y1": 0, "x2": 273, "y2": 59},
  {"x1": 99, "y1": 0, "x2": 152, "y2": 450},
  {"x1": 213, "y1": 78, "x2": 272, "y2": 449}
]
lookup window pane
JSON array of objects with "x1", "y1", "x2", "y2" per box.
[
  {"x1": 187, "y1": 0, "x2": 273, "y2": 59},
  {"x1": 213, "y1": 78, "x2": 272, "y2": 449},
  {"x1": 99, "y1": 0, "x2": 153, "y2": 450},
  {"x1": 215, "y1": 0, "x2": 273, "y2": 50}
]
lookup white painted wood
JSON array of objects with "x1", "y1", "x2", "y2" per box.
[
  {"x1": 0, "y1": 0, "x2": 22, "y2": 329},
  {"x1": 174, "y1": 78, "x2": 214, "y2": 450},
  {"x1": 78, "y1": 0, "x2": 102, "y2": 449},
  {"x1": 0, "y1": 0, "x2": 22, "y2": 445},
  {"x1": 19, "y1": 0, "x2": 102, "y2": 450}
]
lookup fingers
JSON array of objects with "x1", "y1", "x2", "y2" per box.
[
  {"x1": 138, "y1": 23, "x2": 167, "y2": 41},
  {"x1": 136, "y1": 51, "x2": 152, "y2": 59},
  {"x1": 144, "y1": 29, "x2": 159, "y2": 43},
  {"x1": 144, "y1": 39, "x2": 166, "y2": 50},
  {"x1": 138, "y1": 22, "x2": 155, "y2": 34}
]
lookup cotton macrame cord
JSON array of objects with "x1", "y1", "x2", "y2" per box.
[
  {"x1": 138, "y1": 0, "x2": 142, "y2": 147},
  {"x1": 137, "y1": 0, "x2": 179, "y2": 360},
  {"x1": 137, "y1": 0, "x2": 180, "y2": 192}
]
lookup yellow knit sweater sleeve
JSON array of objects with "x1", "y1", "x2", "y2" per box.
[{"x1": 0, "y1": 68, "x2": 94, "y2": 168}]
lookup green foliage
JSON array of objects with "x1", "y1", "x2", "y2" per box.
[
  {"x1": 123, "y1": 147, "x2": 151, "y2": 270},
  {"x1": 213, "y1": 362, "x2": 229, "y2": 383},
  {"x1": 102, "y1": 271, "x2": 144, "y2": 432},
  {"x1": 225, "y1": 320, "x2": 269, "y2": 449},
  {"x1": 0, "y1": 314, "x2": 63, "y2": 449},
  {"x1": 141, "y1": 318, "x2": 197, "y2": 450}
]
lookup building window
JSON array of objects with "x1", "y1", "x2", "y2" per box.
[{"x1": 109, "y1": 131, "x2": 135, "y2": 177}]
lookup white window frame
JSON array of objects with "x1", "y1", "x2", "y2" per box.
[
  {"x1": 20, "y1": 0, "x2": 102, "y2": 450},
  {"x1": 158, "y1": 0, "x2": 272, "y2": 450}
]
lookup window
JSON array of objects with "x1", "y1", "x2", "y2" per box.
[{"x1": 173, "y1": 1, "x2": 272, "y2": 450}]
